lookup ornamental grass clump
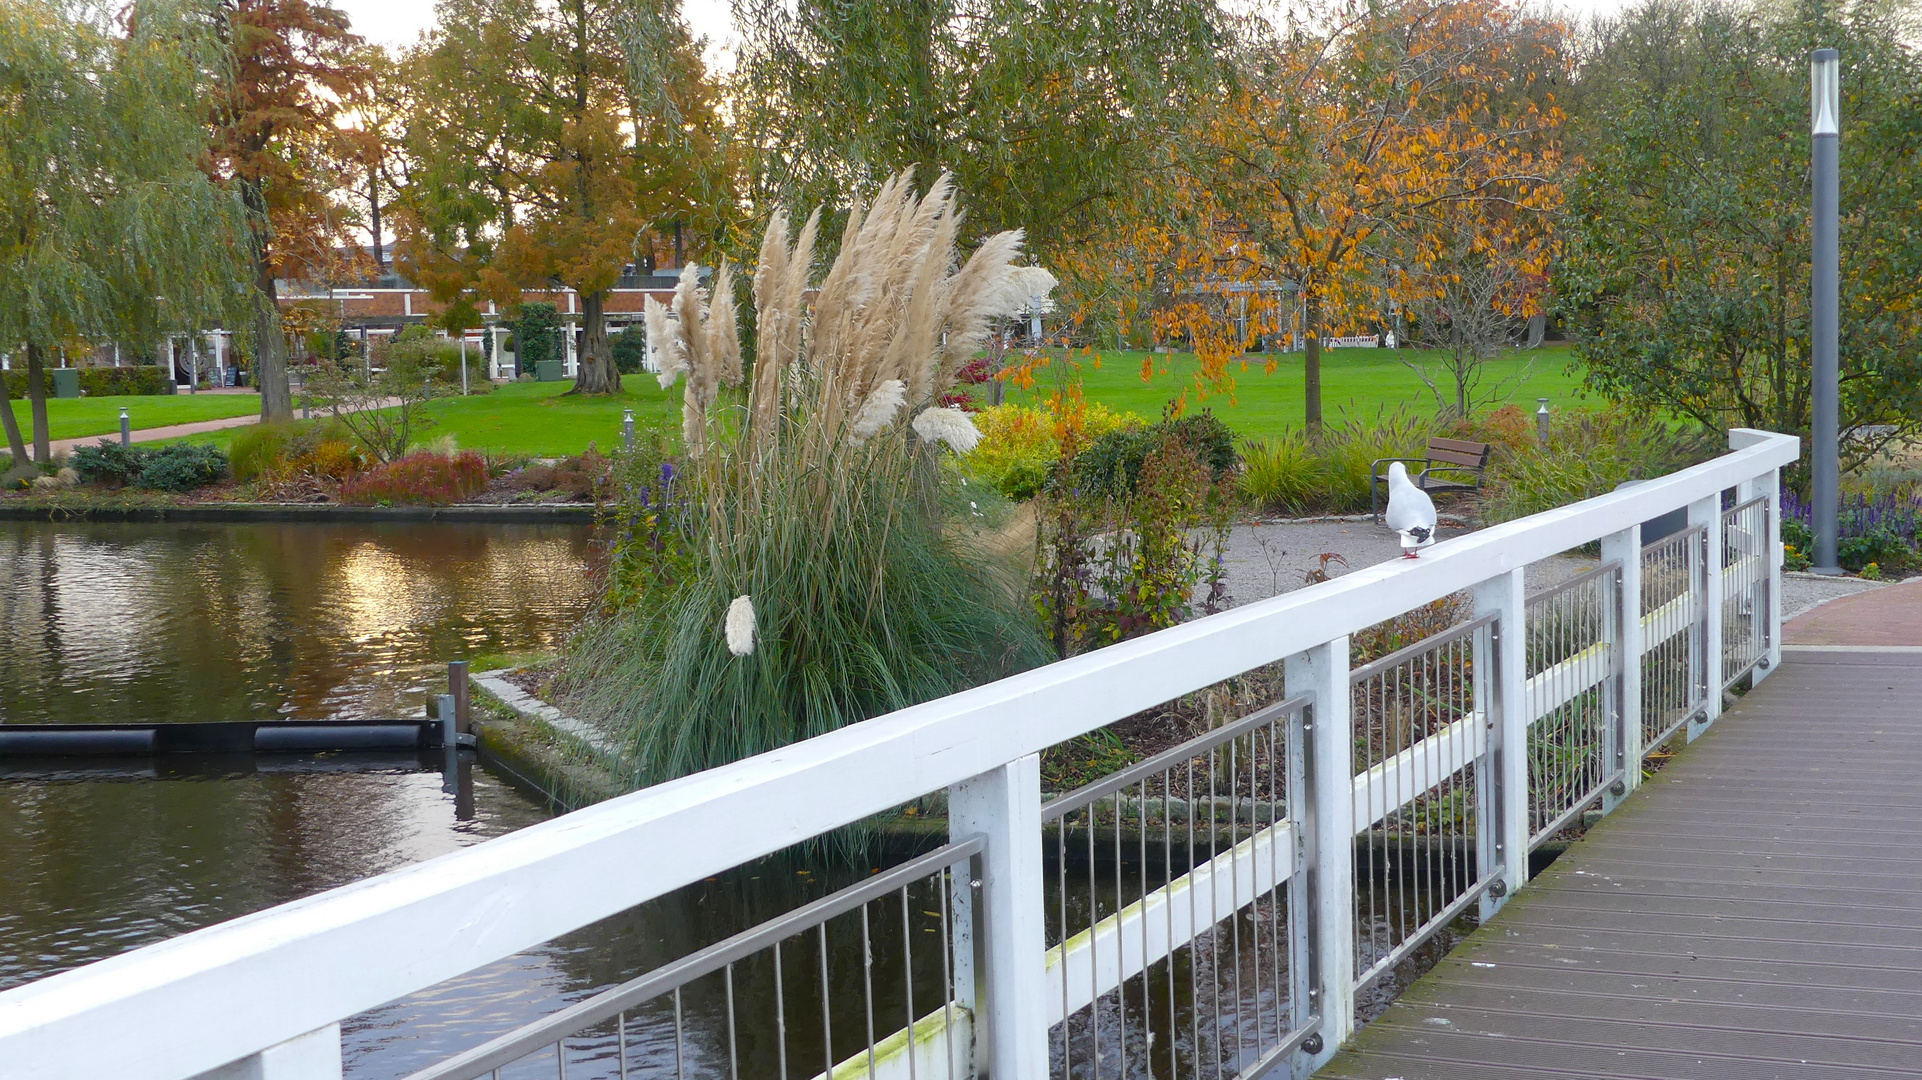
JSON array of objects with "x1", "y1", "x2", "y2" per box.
[{"x1": 562, "y1": 172, "x2": 1052, "y2": 786}]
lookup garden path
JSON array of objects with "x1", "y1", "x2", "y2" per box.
[
  {"x1": 1220, "y1": 516, "x2": 1594, "y2": 606},
  {"x1": 47, "y1": 412, "x2": 261, "y2": 457}
]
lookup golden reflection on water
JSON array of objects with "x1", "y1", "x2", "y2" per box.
[{"x1": 0, "y1": 521, "x2": 601, "y2": 725}]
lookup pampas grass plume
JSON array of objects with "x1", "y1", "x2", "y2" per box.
[
  {"x1": 850, "y1": 380, "x2": 907, "y2": 443},
  {"x1": 644, "y1": 296, "x2": 683, "y2": 389},
  {"x1": 911, "y1": 406, "x2": 981, "y2": 453},
  {"x1": 708, "y1": 261, "x2": 742, "y2": 389},
  {"x1": 725, "y1": 595, "x2": 756, "y2": 656}
]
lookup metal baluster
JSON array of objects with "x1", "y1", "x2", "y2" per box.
[
  {"x1": 937, "y1": 867, "x2": 955, "y2": 1080},
  {"x1": 900, "y1": 886, "x2": 916, "y2": 1080},
  {"x1": 1165, "y1": 761, "x2": 1179, "y2": 1080},
  {"x1": 1137, "y1": 774, "x2": 1150, "y2": 1078},
  {"x1": 1114, "y1": 780, "x2": 1127, "y2": 1080},
  {"x1": 820, "y1": 923, "x2": 835, "y2": 1080},
  {"x1": 725, "y1": 963, "x2": 740, "y2": 1080},
  {"x1": 1088, "y1": 804, "x2": 1100, "y2": 1078},
  {"x1": 861, "y1": 903, "x2": 878, "y2": 1080},
  {"x1": 673, "y1": 988, "x2": 685, "y2": 1080},
  {"x1": 1058, "y1": 817, "x2": 1070, "y2": 1078},
  {"x1": 1207, "y1": 738, "x2": 1223, "y2": 1079},
  {"x1": 1176, "y1": 757, "x2": 1191, "y2": 1076},
  {"x1": 617, "y1": 1013, "x2": 629, "y2": 1080},
  {"x1": 774, "y1": 940, "x2": 790, "y2": 1080}
]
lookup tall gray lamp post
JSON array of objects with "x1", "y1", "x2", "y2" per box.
[{"x1": 1810, "y1": 48, "x2": 1842, "y2": 574}]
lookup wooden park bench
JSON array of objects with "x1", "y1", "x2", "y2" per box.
[{"x1": 1371, "y1": 437, "x2": 1492, "y2": 523}]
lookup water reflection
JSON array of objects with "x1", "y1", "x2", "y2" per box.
[
  {"x1": 0, "y1": 521, "x2": 601, "y2": 724},
  {"x1": 0, "y1": 759, "x2": 549, "y2": 991}
]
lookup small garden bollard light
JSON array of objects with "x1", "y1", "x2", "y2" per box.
[
  {"x1": 1536, "y1": 397, "x2": 1551, "y2": 447},
  {"x1": 623, "y1": 408, "x2": 635, "y2": 449},
  {"x1": 119, "y1": 407, "x2": 131, "y2": 448}
]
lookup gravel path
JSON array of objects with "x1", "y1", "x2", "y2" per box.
[
  {"x1": 1780, "y1": 570, "x2": 1894, "y2": 621},
  {"x1": 1217, "y1": 516, "x2": 1598, "y2": 607}
]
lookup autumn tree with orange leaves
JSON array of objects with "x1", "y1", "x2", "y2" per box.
[
  {"x1": 395, "y1": 0, "x2": 724, "y2": 395},
  {"x1": 204, "y1": 0, "x2": 368, "y2": 422},
  {"x1": 1165, "y1": 0, "x2": 1565, "y2": 431}
]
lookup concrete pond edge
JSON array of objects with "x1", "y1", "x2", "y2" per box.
[{"x1": 466, "y1": 669, "x2": 625, "y2": 810}]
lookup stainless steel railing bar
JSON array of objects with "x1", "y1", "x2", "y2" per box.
[{"x1": 400, "y1": 836, "x2": 984, "y2": 1080}]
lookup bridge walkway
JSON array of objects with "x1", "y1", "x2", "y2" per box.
[{"x1": 1320, "y1": 647, "x2": 1922, "y2": 1079}]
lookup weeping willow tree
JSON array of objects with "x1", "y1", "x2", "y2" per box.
[
  {"x1": 560, "y1": 172, "x2": 1052, "y2": 786},
  {"x1": 0, "y1": 0, "x2": 246, "y2": 468},
  {"x1": 726, "y1": 0, "x2": 1227, "y2": 259}
]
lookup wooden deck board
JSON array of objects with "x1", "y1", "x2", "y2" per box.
[{"x1": 1318, "y1": 651, "x2": 1922, "y2": 1079}]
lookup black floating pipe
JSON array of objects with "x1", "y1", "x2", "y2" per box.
[
  {"x1": 0, "y1": 729, "x2": 156, "y2": 756},
  {"x1": 255, "y1": 725, "x2": 425, "y2": 752},
  {"x1": 0, "y1": 720, "x2": 460, "y2": 758}
]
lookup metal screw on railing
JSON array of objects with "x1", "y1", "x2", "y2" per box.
[
  {"x1": 118, "y1": 407, "x2": 131, "y2": 448},
  {"x1": 1610, "y1": 780, "x2": 1627, "y2": 797},
  {"x1": 1757, "y1": 657, "x2": 1771, "y2": 670},
  {"x1": 622, "y1": 408, "x2": 635, "y2": 449},
  {"x1": 1536, "y1": 397, "x2": 1551, "y2": 446},
  {"x1": 1488, "y1": 879, "x2": 1509, "y2": 898},
  {"x1": 1302, "y1": 1035, "x2": 1325, "y2": 1055}
]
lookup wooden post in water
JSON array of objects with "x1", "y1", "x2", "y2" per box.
[{"x1": 448, "y1": 660, "x2": 471, "y2": 735}]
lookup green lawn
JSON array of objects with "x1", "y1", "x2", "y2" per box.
[
  {"x1": 1003, "y1": 346, "x2": 1593, "y2": 437},
  {"x1": 7, "y1": 393, "x2": 260, "y2": 441},
  {"x1": 148, "y1": 347, "x2": 1596, "y2": 460},
  {"x1": 163, "y1": 376, "x2": 682, "y2": 458},
  {"x1": 419, "y1": 377, "x2": 680, "y2": 456}
]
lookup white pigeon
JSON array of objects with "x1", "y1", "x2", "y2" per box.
[{"x1": 1385, "y1": 461, "x2": 1438, "y2": 558}]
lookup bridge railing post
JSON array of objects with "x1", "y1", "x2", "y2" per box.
[
  {"x1": 1688, "y1": 494, "x2": 1725, "y2": 739},
  {"x1": 1287, "y1": 637, "x2": 1352, "y2": 1073},
  {"x1": 190, "y1": 1024, "x2": 340, "y2": 1080},
  {"x1": 1728, "y1": 432, "x2": 1786, "y2": 682},
  {"x1": 1473, "y1": 570, "x2": 1528, "y2": 915},
  {"x1": 1600, "y1": 524, "x2": 1643, "y2": 813},
  {"x1": 948, "y1": 755, "x2": 1046, "y2": 1079}
]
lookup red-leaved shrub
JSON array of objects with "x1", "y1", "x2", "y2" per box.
[{"x1": 338, "y1": 451, "x2": 488, "y2": 506}]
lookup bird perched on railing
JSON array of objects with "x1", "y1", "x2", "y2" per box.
[{"x1": 1385, "y1": 461, "x2": 1437, "y2": 558}]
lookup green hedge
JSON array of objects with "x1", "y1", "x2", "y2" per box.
[{"x1": 1, "y1": 366, "x2": 171, "y2": 397}]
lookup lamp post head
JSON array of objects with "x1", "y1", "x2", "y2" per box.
[{"x1": 1812, "y1": 48, "x2": 1840, "y2": 136}]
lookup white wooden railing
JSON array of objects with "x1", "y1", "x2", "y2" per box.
[{"x1": 0, "y1": 430, "x2": 1797, "y2": 1080}]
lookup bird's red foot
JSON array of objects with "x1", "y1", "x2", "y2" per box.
[{"x1": 1402, "y1": 552, "x2": 1420, "y2": 559}]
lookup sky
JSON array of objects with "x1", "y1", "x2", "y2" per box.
[
  {"x1": 334, "y1": 0, "x2": 1644, "y2": 61},
  {"x1": 336, "y1": 0, "x2": 738, "y2": 63}
]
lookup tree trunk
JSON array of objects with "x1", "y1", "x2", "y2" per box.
[
  {"x1": 1303, "y1": 291, "x2": 1323, "y2": 436},
  {"x1": 243, "y1": 178, "x2": 294, "y2": 423},
  {"x1": 25, "y1": 341, "x2": 51, "y2": 464},
  {"x1": 0, "y1": 359, "x2": 29, "y2": 470},
  {"x1": 571, "y1": 290, "x2": 621, "y2": 394},
  {"x1": 254, "y1": 254, "x2": 294, "y2": 422},
  {"x1": 368, "y1": 170, "x2": 384, "y2": 274}
]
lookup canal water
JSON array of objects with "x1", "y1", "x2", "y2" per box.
[{"x1": 0, "y1": 520, "x2": 1462, "y2": 1080}]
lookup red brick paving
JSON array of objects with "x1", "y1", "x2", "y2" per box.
[{"x1": 1783, "y1": 577, "x2": 1922, "y2": 647}]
